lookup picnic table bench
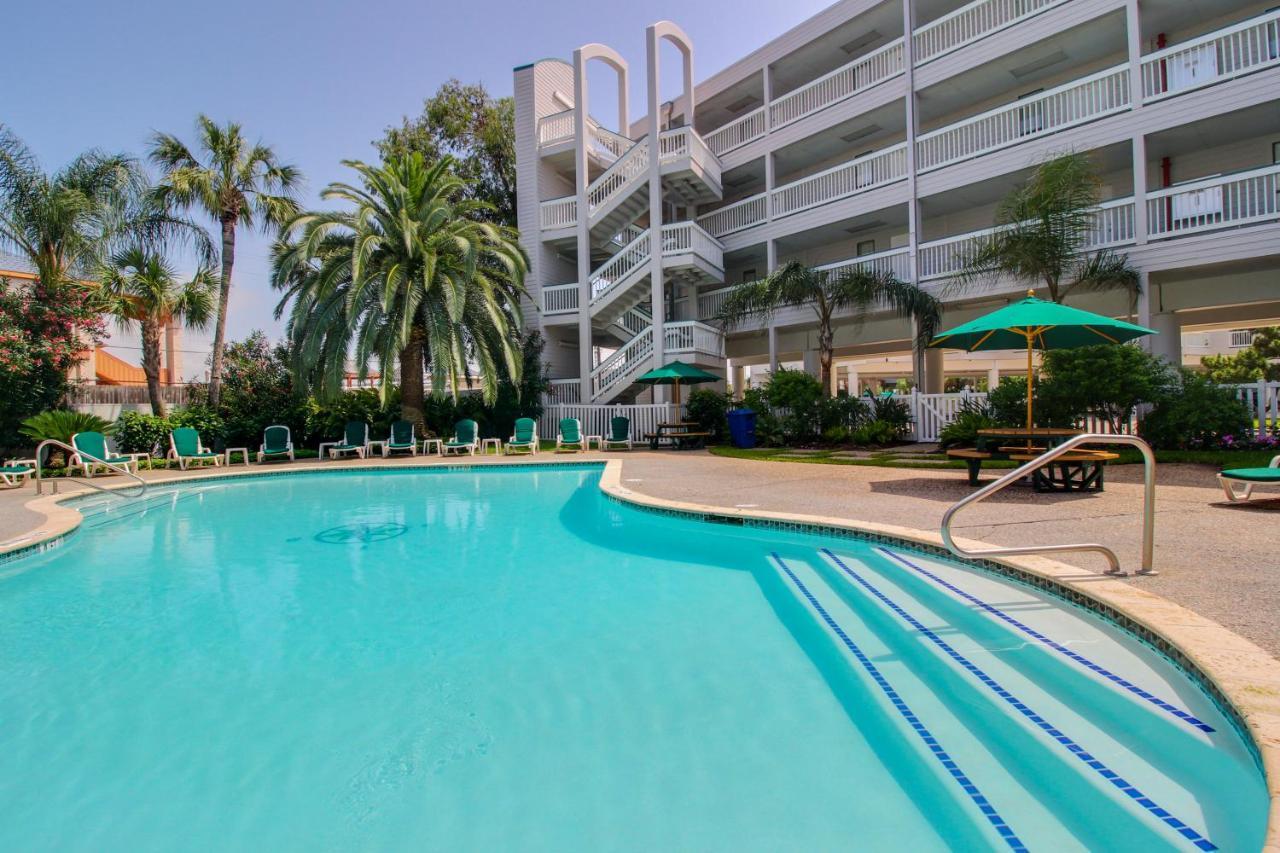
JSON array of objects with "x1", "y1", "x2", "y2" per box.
[
  {"x1": 1008, "y1": 450, "x2": 1120, "y2": 492},
  {"x1": 947, "y1": 428, "x2": 1119, "y2": 490},
  {"x1": 646, "y1": 422, "x2": 711, "y2": 450}
]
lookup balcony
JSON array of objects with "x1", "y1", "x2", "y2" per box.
[
  {"x1": 916, "y1": 197, "x2": 1136, "y2": 280},
  {"x1": 537, "y1": 108, "x2": 632, "y2": 162},
  {"x1": 913, "y1": 0, "x2": 1070, "y2": 65},
  {"x1": 772, "y1": 143, "x2": 908, "y2": 218},
  {"x1": 1147, "y1": 164, "x2": 1280, "y2": 240},
  {"x1": 542, "y1": 283, "x2": 579, "y2": 316},
  {"x1": 1141, "y1": 10, "x2": 1280, "y2": 102},
  {"x1": 916, "y1": 65, "x2": 1130, "y2": 172}
]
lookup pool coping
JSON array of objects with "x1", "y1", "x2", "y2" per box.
[{"x1": 8, "y1": 456, "x2": 1280, "y2": 848}]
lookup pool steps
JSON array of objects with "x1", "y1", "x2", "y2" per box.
[{"x1": 768, "y1": 551, "x2": 1218, "y2": 851}]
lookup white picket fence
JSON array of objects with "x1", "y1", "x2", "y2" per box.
[
  {"x1": 1225, "y1": 380, "x2": 1280, "y2": 435},
  {"x1": 539, "y1": 403, "x2": 684, "y2": 443}
]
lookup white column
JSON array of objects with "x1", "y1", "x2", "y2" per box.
[
  {"x1": 764, "y1": 151, "x2": 775, "y2": 222},
  {"x1": 646, "y1": 26, "x2": 667, "y2": 402},
  {"x1": 573, "y1": 49, "x2": 594, "y2": 402},
  {"x1": 730, "y1": 362, "x2": 745, "y2": 400},
  {"x1": 762, "y1": 66, "x2": 772, "y2": 132},
  {"x1": 766, "y1": 238, "x2": 779, "y2": 371},
  {"x1": 164, "y1": 322, "x2": 181, "y2": 384},
  {"x1": 847, "y1": 368, "x2": 859, "y2": 396},
  {"x1": 1148, "y1": 309, "x2": 1182, "y2": 366},
  {"x1": 802, "y1": 347, "x2": 820, "y2": 379},
  {"x1": 923, "y1": 347, "x2": 945, "y2": 394},
  {"x1": 987, "y1": 365, "x2": 1001, "y2": 392},
  {"x1": 829, "y1": 360, "x2": 841, "y2": 396},
  {"x1": 1127, "y1": 0, "x2": 1148, "y2": 248}
]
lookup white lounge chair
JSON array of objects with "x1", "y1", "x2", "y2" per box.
[{"x1": 258, "y1": 425, "x2": 295, "y2": 463}]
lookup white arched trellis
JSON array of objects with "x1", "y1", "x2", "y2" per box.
[
  {"x1": 646, "y1": 21, "x2": 695, "y2": 130},
  {"x1": 572, "y1": 43, "x2": 631, "y2": 400}
]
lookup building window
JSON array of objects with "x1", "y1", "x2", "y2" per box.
[
  {"x1": 1230, "y1": 329, "x2": 1254, "y2": 348},
  {"x1": 856, "y1": 240, "x2": 876, "y2": 257},
  {"x1": 1273, "y1": 141, "x2": 1280, "y2": 164},
  {"x1": 741, "y1": 268, "x2": 757, "y2": 283}
]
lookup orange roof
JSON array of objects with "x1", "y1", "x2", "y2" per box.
[{"x1": 94, "y1": 348, "x2": 171, "y2": 385}]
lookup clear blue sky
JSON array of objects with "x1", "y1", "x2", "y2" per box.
[{"x1": 4, "y1": 0, "x2": 830, "y2": 359}]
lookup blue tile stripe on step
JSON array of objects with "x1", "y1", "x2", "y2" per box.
[
  {"x1": 768, "y1": 552, "x2": 1028, "y2": 852},
  {"x1": 820, "y1": 548, "x2": 1217, "y2": 852},
  {"x1": 876, "y1": 546, "x2": 1215, "y2": 734}
]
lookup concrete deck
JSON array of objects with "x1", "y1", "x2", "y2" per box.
[{"x1": 3, "y1": 450, "x2": 1278, "y2": 655}]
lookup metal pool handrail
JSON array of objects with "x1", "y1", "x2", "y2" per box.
[
  {"x1": 34, "y1": 438, "x2": 149, "y2": 500},
  {"x1": 940, "y1": 433, "x2": 1156, "y2": 576}
]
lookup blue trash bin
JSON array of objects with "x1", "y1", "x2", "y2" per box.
[{"x1": 727, "y1": 408, "x2": 757, "y2": 449}]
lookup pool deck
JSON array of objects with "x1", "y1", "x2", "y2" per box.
[{"x1": 4, "y1": 448, "x2": 1280, "y2": 846}]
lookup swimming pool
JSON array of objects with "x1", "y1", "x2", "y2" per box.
[{"x1": 0, "y1": 465, "x2": 1267, "y2": 850}]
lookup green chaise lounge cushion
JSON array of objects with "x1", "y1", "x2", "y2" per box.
[
  {"x1": 388, "y1": 420, "x2": 415, "y2": 448},
  {"x1": 333, "y1": 421, "x2": 368, "y2": 452},
  {"x1": 72, "y1": 432, "x2": 131, "y2": 466},
  {"x1": 171, "y1": 428, "x2": 217, "y2": 459},
  {"x1": 262, "y1": 426, "x2": 292, "y2": 455},
  {"x1": 1221, "y1": 467, "x2": 1280, "y2": 482},
  {"x1": 447, "y1": 420, "x2": 478, "y2": 447}
]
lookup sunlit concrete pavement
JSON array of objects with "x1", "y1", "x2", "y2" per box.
[{"x1": 2, "y1": 449, "x2": 1277, "y2": 655}]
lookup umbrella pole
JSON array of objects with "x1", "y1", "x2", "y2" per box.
[{"x1": 1025, "y1": 333, "x2": 1035, "y2": 447}]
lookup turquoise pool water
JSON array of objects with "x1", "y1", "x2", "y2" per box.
[{"x1": 0, "y1": 466, "x2": 1267, "y2": 851}]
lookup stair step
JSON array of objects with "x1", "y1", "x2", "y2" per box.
[{"x1": 812, "y1": 547, "x2": 1224, "y2": 850}]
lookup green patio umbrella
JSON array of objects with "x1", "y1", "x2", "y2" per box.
[
  {"x1": 929, "y1": 291, "x2": 1155, "y2": 432},
  {"x1": 635, "y1": 360, "x2": 721, "y2": 406}
]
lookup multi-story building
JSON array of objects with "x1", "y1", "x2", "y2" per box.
[{"x1": 514, "y1": 0, "x2": 1280, "y2": 403}]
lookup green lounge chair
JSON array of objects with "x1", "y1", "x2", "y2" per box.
[
  {"x1": 1, "y1": 459, "x2": 34, "y2": 488},
  {"x1": 1219, "y1": 454, "x2": 1280, "y2": 501},
  {"x1": 70, "y1": 431, "x2": 137, "y2": 478},
  {"x1": 384, "y1": 420, "x2": 417, "y2": 457},
  {"x1": 507, "y1": 417, "x2": 538, "y2": 454},
  {"x1": 603, "y1": 416, "x2": 632, "y2": 451},
  {"x1": 556, "y1": 418, "x2": 586, "y2": 452},
  {"x1": 258, "y1": 425, "x2": 295, "y2": 463},
  {"x1": 444, "y1": 419, "x2": 479, "y2": 456},
  {"x1": 330, "y1": 421, "x2": 370, "y2": 460},
  {"x1": 167, "y1": 427, "x2": 222, "y2": 471}
]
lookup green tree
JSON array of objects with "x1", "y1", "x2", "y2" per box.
[
  {"x1": 717, "y1": 261, "x2": 941, "y2": 398},
  {"x1": 376, "y1": 80, "x2": 516, "y2": 226},
  {"x1": 98, "y1": 248, "x2": 216, "y2": 417},
  {"x1": 272, "y1": 153, "x2": 527, "y2": 429},
  {"x1": 189, "y1": 331, "x2": 307, "y2": 448},
  {"x1": 960, "y1": 153, "x2": 1140, "y2": 305},
  {"x1": 0, "y1": 276, "x2": 106, "y2": 451},
  {"x1": 1202, "y1": 328, "x2": 1280, "y2": 383},
  {"x1": 1040, "y1": 344, "x2": 1174, "y2": 433},
  {"x1": 149, "y1": 116, "x2": 301, "y2": 407}
]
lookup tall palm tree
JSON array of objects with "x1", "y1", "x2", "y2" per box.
[
  {"x1": 272, "y1": 153, "x2": 527, "y2": 428},
  {"x1": 98, "y1": 248, "x2": 215, "y2": 416},
  {"x1": 960, "y1": 152, "x2": 1140, "y2": 305},
  {"x1": 0, "y1": 124, "x2": 141, "y2": 290},
  {"x1": 149, "y1": 116, "x2": 301, "y2": 407},
  {"x1": 717, "y1": 261, "x2": 941, "y2": 397}
]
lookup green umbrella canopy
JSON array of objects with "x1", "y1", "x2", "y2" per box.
[
  {"x1": 929, "y1": 293, "x2": 1156, "y2": 351},
  {"x1": 635, "y1": 360, "x2": 721, "y2": 406},
  {"x1": 635, "y1": 361, "x2": 722, "y2": 384}
]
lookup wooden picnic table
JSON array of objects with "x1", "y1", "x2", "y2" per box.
[
  {"x1": 949, "y1": 427, "x2": 1101, "y2": 487},
  {"x1": 647, "y1": 422, "x2": 710, "y2": 450}
]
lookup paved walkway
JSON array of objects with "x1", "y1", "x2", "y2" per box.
[{"x1": 3, "y1": 450, "x2": 1277, "y2": 655}]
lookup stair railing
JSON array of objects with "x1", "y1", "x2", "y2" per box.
[{"x1": 35, "y1": 438, "x2": 149, "y2": 500}]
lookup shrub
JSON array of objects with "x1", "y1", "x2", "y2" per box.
[
  {"x1": 870, "y1": 396, "x2": 912, "y2": 437},
  {"x1": 190, "y1": 332, "x2": 309, "y2": 447},
  {"x1": 113, "y1": 412, "x2": 171, "y2": 455},
  {"x1": 685, "y1": 389, "x2": 731, "y2": 441},
  {"x1": 986, "y1": 375, "x2": 1079, "y2": 428},
  {"x1": 938, "y1": 401, "x2": 996, "y2": 449},
  {"x1": 1040, "y1": 345, "x2": 1174, "y2": 433},
  {"x1": 19, "y1": 410, "x2": 114, "y2": 447},
  {"x1": 818, "y1": 395, "x2": 870, "y2": 434},
  {"x1": 851, "y1": 420, "x2": 900, "y2": 447},
  {"x1": 1139, "y1": 370, "x2": 1253, "y2": 450},
  {"x1": 307, "y1": 388, "x2": 400, "y2": 443},
  {"x1": 169, "y1": 406, "x2": 226, "y2": 445},
  {"x1": 764, "y1": 369, "x2": 823, "y2": 444}
]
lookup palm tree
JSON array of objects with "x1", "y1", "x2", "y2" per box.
[
  {"x1": 717, "y1": 261, "x2": 941, "y2": 397},
  {"x1": 272, "y1": 153, "x2": 527, "y2": 428},
  {"x1": 98, "y1": 248, "x2": 215, "y2": 416},
  {"x1": 960, "y1": 152, "x2": 1140, "y2": 305},
  {"x1": 149, "y1": 116, "x2": 301, "y2": 407},
  {"x1": 0, "y1": 124, "x2": 141, "y2": 290}
]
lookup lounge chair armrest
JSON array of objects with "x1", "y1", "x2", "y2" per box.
[{"x1": 1271, "y1": 454, "x2": 1280, "y2": 468}]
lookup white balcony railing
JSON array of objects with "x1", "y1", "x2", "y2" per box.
[
  {"x1": 769, "y1": 39, "x2": 906, "y2": 130},
  {"x1": 916, "y1": 65, "x2": 1130, "y2": 172},
  {"x1": 1147, "y1": 165, "x2": 1280, "y2": 239},
  {"x1": 665, "y1": 321, "x2": 725, "y2": 357},
  {"x1": 539, "y1": 195, "x2": 577, "y2": 230},
  {"x1": 913, "y1": 0, "x2": 1069, "y2": 65},
  {"x1": 541, "y1": 283, "x2": 579, "y2": 315},
  {"x1": 537, "y1": 109, "x2": 576, "y2": 146},
  {"x1": 1141, "y1": 10, "x2": 1280, "y2": 101},
  {"x1": 917, "y1": 197, "x2": 1137, "y2": 280},
  {"x1": 771, "y1": 143, "x2": 908, "y2": 218},
  {"x1": 660, "y1": 221, "x2": 724, "y2": 270},
  {"x1": 697, "y1": 286, "x2": 735, "y2": 320},
  {"x1": 592, "y1": 326, "x2": 654, "y2": 399},
  {"x1": 696, "y1": 193, "x2": 768, "y2": 238},
  {"x1": 815, "y1": 246, "x2": 913, "y2": 282},
  {"x1": 705, "y1": 107, "x2": 767, "y2": 156}
]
